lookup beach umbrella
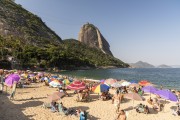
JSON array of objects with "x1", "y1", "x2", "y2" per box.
[
  {"x1": 139, "y1": 80, "x2": 151, "y2": 86},
  {"x1": 105, "y1": 78, "x2": 117, "y2": 86},
  {"x1": 67, "y1": 80, "x2": 86, "y2": 90},
  {"x1": 111, "y1": 82, "x2": 122, "y2": 88},
  {"x1": 51, "y1": 75, "x2": 58, "y2": 78},
  {"x1": 119, "y1": 80, "x2": 127, "y2": 84},
  {"x1": 28, "y1": 74, "x2": 35, "y2": 77},
  {"x1": 100, "y1": 79, "x2": 105, "y2": 84},
  {"x1": 48, "y1": 92, "x2": 65, "y2": 102},
  {"x1": 121, "y1": 81, "x2": 131, "y2": 86},
  {"x1": 130, "y1": 80, "x2": 138, "y2": 83},
  {"x1": 142, "y1": 86, "x2": 158, "y2": 94},
  {"x1": 49, "y1": 80, "x2": 62, "y2": 88},
  {"x1": 63, "y1": 79, "x2": 70, "y2": 85},
  {"x1": 124, "y1": 93, "x2": 145, "y2": 108},
  {"x1": 5, "y1": 74, "x2": 20, "y2": 87},
  {"x1": 38, "y1": 72, "x2": 44, "y2": 77},
  {"x1": 93, "y1": 84, "x2": 110, "y2": 93},
  {"x1": 129, "y1": 83, "x2": 139, "y2": 88},
  {"x1": 20, "y1": 73, "x2": 28, "y2": 78},
  {"x1": 155, "y1": 90, "x2": 178, "y2": 102}
]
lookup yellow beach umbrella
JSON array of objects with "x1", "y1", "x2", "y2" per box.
[{"x1": 63, "y1": 79, "x2": 70, "y2": 85}]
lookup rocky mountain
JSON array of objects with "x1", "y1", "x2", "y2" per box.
[
  {"x1": 171, "y1": 65, "x2": 180, "y2": 68},
  {"x1": 0, "y1": 0, "x2": 129, "y2": 70},
  {"x1": 130, "y1": 61, "x2": 155, "y2": 68},
  {"x1": 78, "y1": 23, "x2": 113, "y2": 56},
  {"x1": 0, "y1": 0, "x2": 62, "y2": 46},
  {"x1": 157, "y1": 64, "x2": 172, "y2": 68}
]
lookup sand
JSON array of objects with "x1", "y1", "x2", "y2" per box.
[{"x1": 0, "y1": 83, "x2": 179, "y2": 120}]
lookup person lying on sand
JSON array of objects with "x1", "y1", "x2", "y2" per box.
[{"x1": 172, "y1": 105, "x2": 180, "y2": 116}]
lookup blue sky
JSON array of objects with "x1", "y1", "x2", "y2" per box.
[{"x1": 15, "y1": 0, "x2": 180, "y2": 65}]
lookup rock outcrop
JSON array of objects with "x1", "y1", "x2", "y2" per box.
[
  {"x1": 78, "y1": 23, "x2": 113, "y2": 56},
  {"x1": 0, "y1": 0, "x2": 62, "y2": 46}
]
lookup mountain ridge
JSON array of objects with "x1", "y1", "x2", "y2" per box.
[
  {"x1": 0, "y1": 0, "x2": 62, "y2": 46},
  {"x1": 0, "y1": 1, "x2": 129, "y2": 70}
]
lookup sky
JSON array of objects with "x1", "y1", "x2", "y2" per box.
[{"x1": 15, "y1": 0, "x2": 180, "y2": 66}]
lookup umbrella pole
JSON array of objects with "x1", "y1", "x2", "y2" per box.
[
  {"x1": 163, "y1": 99, "x2": 166, "y2": 112},
  {"x1": 132, "y1": 99, "x2": 134, "y2": 109}
]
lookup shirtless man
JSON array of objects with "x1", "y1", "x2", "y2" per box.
[
  {"x1": 112, "y1": 90, "x2": 121, "y2": 112},
  {"x1": 116, "y1": 110, "x2": 126, "y2": 120}
]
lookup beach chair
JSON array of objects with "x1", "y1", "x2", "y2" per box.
[
  {"x1": 58, "y1": 103, "x2": 69, "y2": 115},
  {"x1": 136, "y1": 104, "x2": 149, "y2": 114},
  {"x1": 77, "y1": 92, "x2": 92, "y2": 102},
  {"x1": 42, "y1": 102, "x2": 51, "y2": 109}
]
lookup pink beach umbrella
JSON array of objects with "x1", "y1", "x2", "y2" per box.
[
  {"x1": 67, "y1": 80, "x2": 86, "y2": 90},
  {"x1": 38, "y1": 72, "x2": 44, "y2": 77},
  {"x1": 124, "y1": 93, "x2": 145, "y2": 108},
  {"x1": 105, "y1": 78, "x2": 117, "y2": 86},
  {"x1": 5, "y1": 74, "x2": 20, "y2": 87},
  {"x1": 48, "y1": 92, "x2": 65, "y2": 102}
]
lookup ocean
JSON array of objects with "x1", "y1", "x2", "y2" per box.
[{"x1": 60, "y1": 68, "x2": 180, "y2": 90}]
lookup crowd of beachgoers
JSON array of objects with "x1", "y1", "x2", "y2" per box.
[{"x1": 0, "y1": 69, "x2": 180, "y2": 120}]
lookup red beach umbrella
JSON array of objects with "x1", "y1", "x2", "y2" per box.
[{"x1": 67, "y1": 80, "x2": 86, "y2": 90}]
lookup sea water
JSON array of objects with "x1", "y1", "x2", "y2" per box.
[{"x1": 60, "y1": 68, "x2": 180, "y2": 90}]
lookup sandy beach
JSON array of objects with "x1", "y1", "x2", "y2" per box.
[{"x1": 0, "y1": 82, "x2": 179, "y2": 120}]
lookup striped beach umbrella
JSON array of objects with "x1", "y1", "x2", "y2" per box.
[
  {"x1": 63, "y1": 79, "x2": 70, "y2": 85},
  {"x1": 49, "y1": 80, "x2": 62, "y2": 88},
  {"x1": 67, "y1": 81, "x2": 86, "y2": 90},
  {"x1": 92, "y1": 84, "x2": 110, "y2": 93}
]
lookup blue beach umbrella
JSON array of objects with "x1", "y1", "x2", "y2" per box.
[
  {"x1": 51, "y1": 76, "x2": 58, "y2": 78},
  {"x1": 130, "y1": 80, "x2": 138, "y2": 83}
]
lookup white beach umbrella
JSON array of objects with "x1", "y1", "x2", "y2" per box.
[
  {"x1": 121, "y1": 81, "x2": 131, "y2": 86},
  {"x1": 111, "y1": 82, "x2": 122, "y2": 88}
]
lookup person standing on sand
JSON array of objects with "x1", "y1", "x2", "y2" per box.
[
  {"x1": 0, "y1": 69, "x2": 4, "y2": 93},
  {"x1": 160, "y1": 85, "x2": 163, "y2": 90},
  {"x1": 112, "y1": 90, "x2": 121, "y2": 112},
  {"x1": 9, "y1": 81, "x2": 17, "y2": 100}
]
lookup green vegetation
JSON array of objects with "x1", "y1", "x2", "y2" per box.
[{"x1": 0, "y1": 37, "x2": 129, "y2": 70}]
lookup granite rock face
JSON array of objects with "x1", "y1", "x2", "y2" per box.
[
  {"x1": 78, "y1": 23, "x2": 113, "y2": 56},
  {"x1": 0, "y1": 0, "x2": 62, "y2": 46}
]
